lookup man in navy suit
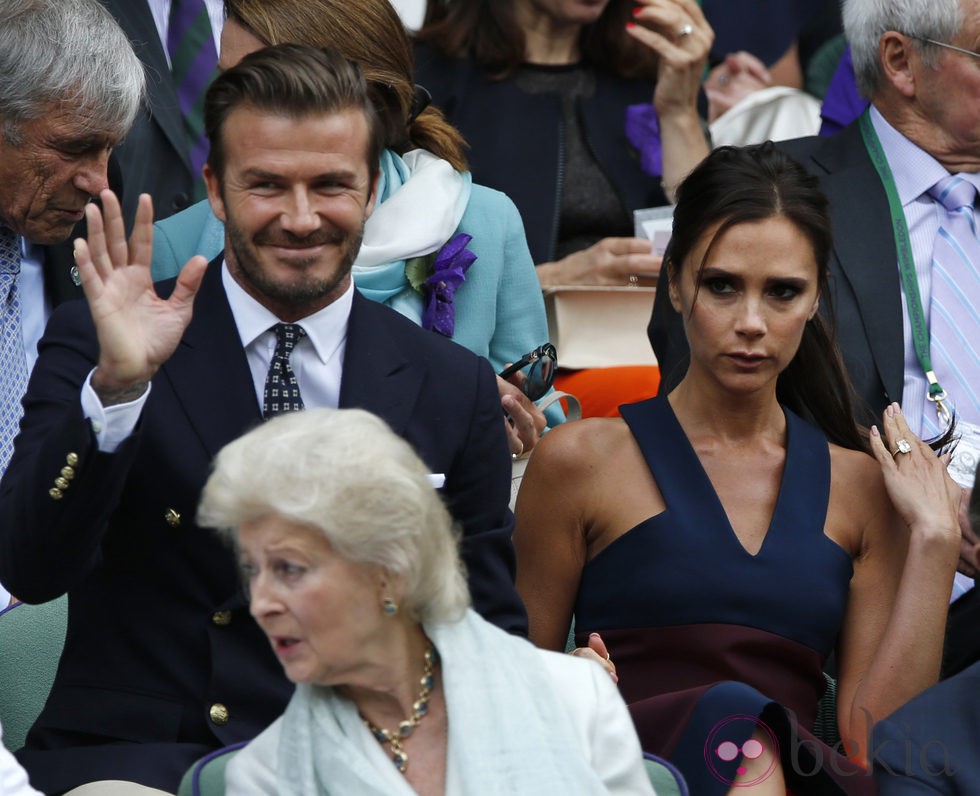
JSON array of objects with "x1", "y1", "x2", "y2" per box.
[
  {"x1": 0, "y1": 44, "x2": 523, "y2": 794},
  {"x1": 872, "y1": 469, "x2": 980, "y2": 793}
]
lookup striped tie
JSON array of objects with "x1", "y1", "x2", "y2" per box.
[
  {"x1": 924, "y1": 175, "x2": 980, "y2": 437},
  {"x1": 0, "y1": 227, "x2": 28, "y2": 477},
  {"x1": 167, "y1": 0, "x2": 218, "y2": 200}
]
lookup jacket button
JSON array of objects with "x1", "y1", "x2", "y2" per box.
[
  {"x1": 55, "y1": 477, "x2": 70, "y2": 490},
  {"x1": 66, "y1": 453, "x2": 79, "y2": 466},
  {"x1": 209, "y1": 703, "x2": 229, "y2": 726},
  {"x1": 60, "y1": 466, "x2": 75, "y2": 480},
  {"x1": 49, "y1": 487, "x2": 64, "y2": 500},
  {"x1": 211, "y1": 610, "x2": 232, "y2": 626},
  {"x1": 164, "y1": 508, "x2": 181, "y2": 527}
]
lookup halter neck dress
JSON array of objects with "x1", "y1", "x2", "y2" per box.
[{"x1": 573, "y1": 396, "x2": 875, "y2": 794}]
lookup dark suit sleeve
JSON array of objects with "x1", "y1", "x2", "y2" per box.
[
  {"x1": 0, "y1": 300, "x2": 141, "y2": 602},
  {"x1": 446, "y1": 357, "x2": 528, "y2": 636},
  {"x1": 872, "y1": 715, "x2": 958, "y2": 794}
]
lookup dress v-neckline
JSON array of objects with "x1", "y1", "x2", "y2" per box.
[{"x1": 664, "y1": 401, "x2": 793, "y2": 559}]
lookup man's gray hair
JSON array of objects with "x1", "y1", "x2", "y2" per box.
[
  {"x1": 0, "y1": 0, "x2": 145, "y2": 143},
  {"x1": 844, "y1": 0, "x2": 962, "y2": 99},
  {"x1": 199, "y1": 408, "x2": 471, "y2": 624}
]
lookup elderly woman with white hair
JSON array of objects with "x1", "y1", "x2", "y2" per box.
[{"x1": 198, "y1": 408, "x2": 654, "y2": 795}]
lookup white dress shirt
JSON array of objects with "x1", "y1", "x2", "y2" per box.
[{"x1": 81, "y1": 262, "x2": 353, "y2": 451}]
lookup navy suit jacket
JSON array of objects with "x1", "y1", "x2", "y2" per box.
[
  {"x1": 648, "y1": 120, "x2": 903, "y2": 427},
  {"x1": 98, "y1": 0, "x2": 197, "y2": 220},
  {"x1": 872, "y1": 660, "x2": 980, "y2": 793},
  {"x1": 0, "y1": 259, "x2": 523, "y2": 793}
]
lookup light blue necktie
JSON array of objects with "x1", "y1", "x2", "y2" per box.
[
  {"x1": 0, "y1": 227, "x2": 28, "y2": 476},
  {"x1": 923, "y1": 175, "x2": 980, "y2": 437}
]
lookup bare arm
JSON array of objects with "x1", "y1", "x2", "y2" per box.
[
  {"x1": 835, "y1": 405, "x2": 960, "y2": 765},
  {"x1": 629, "y1": 0, "x2": 713, "y2": 200},
  {"x1": 514, "y1": 422, "x2": 595, "y2": 651}
]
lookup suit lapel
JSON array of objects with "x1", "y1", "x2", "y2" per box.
[
  {"x1": 809, "y1": 124, "x2": 906, "y2": 405},
  {"x1": 40, "y1": 240, "x2": 84, "y2": 307},
  {"x1": 102, "y1": 0, "x2": 191, "y2": 172},
  {"x1": 339, "y1": 292, "x2": 426, "y2": 435},
  {"x1": 158, "y1": 257, "x2": 262, "y2": 458}
]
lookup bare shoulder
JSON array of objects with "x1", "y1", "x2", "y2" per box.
[
  {"x1": 827, "y1": 443, "x2": 892, "y2": 553},
  {"x1": 529, "y1": 417, "x2": 631, "y2": 477}
]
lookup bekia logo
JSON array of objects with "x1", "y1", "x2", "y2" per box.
[{"x1": 703, "y1": 715, "x2": 779, "y2": 787}]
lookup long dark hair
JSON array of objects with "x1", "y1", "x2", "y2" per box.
[
  {"x1": 415, "y1": 0, "x2": 658, "y2": 79},
  {"x1": 665, "y1": 143, "x2": 869, "y2": 453}
]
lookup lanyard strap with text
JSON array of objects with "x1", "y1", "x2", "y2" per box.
[{"x1": 858, "y1": 109, "x2": 951, "y2": 425}]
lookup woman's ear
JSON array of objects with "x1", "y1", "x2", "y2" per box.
[
  {"x1": 667, "y1": 263, "x2": 683, "y2": 313},
  {"x1": 808, "y1": 297, "x2": 820, "y2": 321}
]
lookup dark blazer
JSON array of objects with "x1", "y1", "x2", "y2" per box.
[
  {"x1": 98, "y1": 0, "x2": 196, "y2": 221},
  {"x1": 0, "y1": 260, "x2": 523, "y2": 793},
  {"x1": 648, "y1": 120, "x2": 903, "y2": 426},
  {"x1": 872, "y1": 660, "x2": 980, "y2": 793},
  {"x1": 414, "y1": 43, "x2": 669, "y2": 264}
]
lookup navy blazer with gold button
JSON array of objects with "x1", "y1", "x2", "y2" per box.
[{"x1": 0, "y1": 257, "x2": 524, "y2": 794}]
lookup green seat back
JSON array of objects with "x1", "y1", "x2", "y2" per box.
[{"x1": 0, "y1": 596, "x2": 68, "y2": 752}]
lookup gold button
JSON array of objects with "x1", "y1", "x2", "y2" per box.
[
  {"x1": 55, "y1": 477, "x2": 70, "y2": 490},
  {"x1": 49, "y1": 487, "x2": 64, "y2": 500},
  {"x1": 211, "y1": 610, "x2": 232, "y2": 626},
  {"x1": 66, "y1": 453, "x2": 79, "y2": 466},
  {"x1": 209, "y1": 703, "x2": 229, "y2": 726},
  {"x1": 164, "y1": 508, "x2": 181, "y2": 528},
  {"x1": 60, "y1": 466, "x2": 75, "y2": 480}
]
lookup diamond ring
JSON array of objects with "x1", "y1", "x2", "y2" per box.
[{"x1": 893, "y1": 438, "x2": 913, "y2": 456}]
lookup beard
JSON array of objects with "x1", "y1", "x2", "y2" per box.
[{"x1": 225, "y1": 214, "x2": 365, "y2": 309}]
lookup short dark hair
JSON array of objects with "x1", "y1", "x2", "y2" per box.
[
  {"x1": 666, "y1": 142, "x2": 867, "y2": 452},
  {"x1": 204, "y1": 44, "x2": 383, "y2": 184}
]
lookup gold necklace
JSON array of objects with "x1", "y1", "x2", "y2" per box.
[{"x1": 362, "y1": 642, "x2": 438, "y2": 773}]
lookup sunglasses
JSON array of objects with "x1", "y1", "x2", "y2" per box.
[{"x1": 498, "y1": 343, "x2": 557, "y2": 401}]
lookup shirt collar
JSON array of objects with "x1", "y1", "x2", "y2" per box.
[
  {"x1": 220, "y1": 260, "x2": 354, "y2": 365},
  {"x1": 870, "y1": 105, "x2": 980, "y2": 203}
]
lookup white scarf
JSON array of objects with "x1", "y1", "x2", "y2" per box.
[
  {"x1": 351, "y1": 149, "x2": 471, "y2": 325},
  {"x1": 277, "y1": 610, "x2": 610, "y2": 795}
]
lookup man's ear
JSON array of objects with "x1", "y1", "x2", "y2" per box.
[
  {"x1": 879, "y1": 31, "x2": 918, "y2": 98},
  {"x1": 203, "y1": 163, "x2": 227, "y2": 223}
]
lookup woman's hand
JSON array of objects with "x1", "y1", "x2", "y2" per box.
[
  {"x1": 628, "y1": 0, "x2": 713, "y2": 117},
  {"x1": 497, "y1": 375, "x2": 546, "y2": 456},
  {"x1": 536, "y1": 237, "x2": 661, "y2": 287},
  {"x1": 869, "y1": 403, "x2": 960, "y2": 555},
  {"x1": 704, "y1": 51, "x2": 772, "y2": 123},
  {"x1": 569, "y1": 632, "x2": 618, "y2": 683},
  {"x1": 626, "y1": 0, "x2": 713, "y2": 200}
]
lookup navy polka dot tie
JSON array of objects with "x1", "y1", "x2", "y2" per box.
[{"x1": 263, "y1": 323, "x2": 306, "y2": 419}]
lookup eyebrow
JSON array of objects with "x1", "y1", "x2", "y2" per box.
[{"x1": 240, "y1": 168, "x2": 360, "y2": 183}]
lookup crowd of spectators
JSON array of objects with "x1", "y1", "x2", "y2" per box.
[{"x1": 1, "y1": 0, "x2": 978, "y2": 794}]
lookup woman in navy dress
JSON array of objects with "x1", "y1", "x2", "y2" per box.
[{"x1": 514, "y1": 143, "x2": 961, "y2": 795}]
